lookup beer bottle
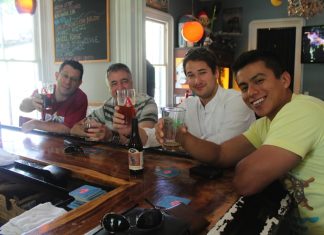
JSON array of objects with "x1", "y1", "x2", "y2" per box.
[{"x1": 128, "y1": 118, "x2": 144, "y2": 174}]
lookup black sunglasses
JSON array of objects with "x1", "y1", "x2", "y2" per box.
[
  {"x1": 101, "y1": 208, "x2": 164, "y2": 233},
  {"x1": 64, "y1": 145, "x2": 84, "y2": 155}
]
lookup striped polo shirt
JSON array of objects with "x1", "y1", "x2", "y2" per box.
[{"x1": 89, "y1": 93, "x2": 158, "y2": 130}]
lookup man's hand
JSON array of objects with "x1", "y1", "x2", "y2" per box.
[
  {"x1": 31, "y1": 95, "x2": 43, "y2": 112},
  {"x1": 71, "y1": 118, "x2": 112, "y2": 141},
  {"x1": 155, "y1": 118, "x2": 165, "y2": 144},
  {"x1": 84, "y1": 119, "x2": 111, "y2": 142},
  {"x1": 20, "y1": 94, "x2": 43, "y2": 113},
  {"x1": 113, "y1": 106, "x2": 131, "y2": 137},
  {"x1": 70, "y1": 119, "x2": 87, "y2": 137},
  {"x1": 176, "y1": 125, "x2": 188, "y2": 146}
]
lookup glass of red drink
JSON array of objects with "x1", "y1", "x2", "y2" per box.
[
  {"x1": 38, "y1": 83, "x2": 54, "y2": 121},
  {"x1": 116, "y1": 89, "x2": 136, "y2": 125}
]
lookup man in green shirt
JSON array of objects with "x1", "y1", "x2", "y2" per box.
[{"x1": 156, "y1": 50, "x2": 324, "y2": 235}]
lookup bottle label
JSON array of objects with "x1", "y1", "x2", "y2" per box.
[{"x1": 128, "y1": 148, "x2": 143, "y2": 171}]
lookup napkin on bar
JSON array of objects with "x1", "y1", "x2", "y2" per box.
[
  {"x1": 0, "y1": 202, "x2": 67, "y2": 235},
  {"x1": 0, "y1": 148, "x2": 19, "y2": 166}
]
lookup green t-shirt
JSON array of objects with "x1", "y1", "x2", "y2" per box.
[{"x1": 244, "y1": 94, "x2": 324, "y2": 235}]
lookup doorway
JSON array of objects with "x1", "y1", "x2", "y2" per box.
[
  {"x1": 257, "y1": 27, "x2": 296, "y2": 91},
  {"x1": 248, "y1": 18, "x2": 305, "y2": 93}
]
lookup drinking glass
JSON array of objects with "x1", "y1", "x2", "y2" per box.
[
  {"x1": 38, "y1": 82, "x2": 55, "y2": 121},
  {"x1": 83, "y1": 116, "x2": 95, "y2": 141},
  {"x1": 116, "y1": 89, "x2": 136, "y2": 125},
  {"x1": 161, "y1": 107, "x2": 185, "y2": 151}
]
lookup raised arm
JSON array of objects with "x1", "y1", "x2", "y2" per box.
[{"x1": 177, "y1": 127, "x2": 255, "y2": 168}]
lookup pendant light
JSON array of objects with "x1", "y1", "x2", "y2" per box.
[
  {"x1": 182, "y1": 21, "x2": 204, "y2": 43},
  {"x1": 15, "y1": 0, "x2": 37, "y2": 15},
  {"x1": 181, "y1": 0, "x2": 204, "y2": 43}
]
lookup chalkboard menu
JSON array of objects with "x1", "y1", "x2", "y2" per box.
[{"x1": 53, "y1": 0, "x2": 109, "y2": 62}]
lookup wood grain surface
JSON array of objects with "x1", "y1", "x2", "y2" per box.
[{"x1": 0, "y1": 125, "x2": 238, "y2": 234}]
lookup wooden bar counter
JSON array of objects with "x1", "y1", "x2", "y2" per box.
[{"x1": 0, "y1": 125, "x2": 238, "y2": 234}]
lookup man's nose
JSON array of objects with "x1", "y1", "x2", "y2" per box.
[
  {"x1": 116, "y1": 84, "x2": 124, "y2": 91},
  {"x1": 248, "y1": 84, "x2": 258, "y2": 96},
  {"x1": 193, "y1": 74, "x2": 203, "y2": 83}
]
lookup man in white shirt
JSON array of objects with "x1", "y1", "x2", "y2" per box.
[{"x1": 143, "y1": 47, "x2": 255, "y2": 147}]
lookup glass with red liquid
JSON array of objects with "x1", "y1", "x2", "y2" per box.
[
  {"x1": 116, "y1": 89, "x2": 136, "y2": 125},
  {"x1": 38, "y1": 83, "x2": 54, "y2": 121}
]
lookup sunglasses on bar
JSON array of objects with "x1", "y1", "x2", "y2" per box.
[
  {"x1": 64, "y1": 145, "x2": 84, "y2": 155},
  {"x1": 101, "y1": 207, "x2": 164, "y2": 233}
]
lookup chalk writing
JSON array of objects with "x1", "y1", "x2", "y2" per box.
[{"x1": 53, "y1": 0, "x2": 108, "y2": 62}]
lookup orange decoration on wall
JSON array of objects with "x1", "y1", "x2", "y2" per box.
[
  {"x1": 181, "y1": 21, "x2": 204, "y2": 43},
  {"x1": 15, "y1": 0, "x2": 37, "y2": 14}
]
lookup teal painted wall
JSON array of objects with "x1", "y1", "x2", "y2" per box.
[
  {"x1": 170, "y1": 0, "x2": 324, "y2": 99},
  {"x1": 220, "y1": 0, "x2": 324, "y2": 98}
]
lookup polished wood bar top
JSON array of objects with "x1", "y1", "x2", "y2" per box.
[{"x1": 0, "y1": 125, "x2": 238, "y2": 234}]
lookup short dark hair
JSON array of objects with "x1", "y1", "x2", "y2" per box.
[
  {"x1": 106, "y1": 63, "x2": 132, "y2": 77},
  {"x1": 232, "y1": 50, "x2": 285, "y2": 79},
  {"x1": 182, "y1": 47, "x2": 219, "y2": 75},
  {"x1": 59, "y1": 60, "x2": 84, "y2": 80}
]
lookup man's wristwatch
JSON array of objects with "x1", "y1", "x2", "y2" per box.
[{"x1": 111, "y1": 131, "x2": 120, "y2": 145}]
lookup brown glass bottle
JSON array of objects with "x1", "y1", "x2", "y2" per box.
[{"x1": 128, "y1": 118, "x2": 144, "y2": 175}]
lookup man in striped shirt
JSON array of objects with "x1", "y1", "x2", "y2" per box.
[{"x1": 70, "y1": 63, "x2": 158, "y2": 144}]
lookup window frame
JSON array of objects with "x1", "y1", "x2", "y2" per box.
[{"x1": 145, "y1": 7, "x2": 174, "y2": 108}]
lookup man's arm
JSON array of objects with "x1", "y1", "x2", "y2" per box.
[
  {"x1": 178, "y1": 129, "x2": 255, "y2": 167},
  {"x1": 70, "y1": 119, "x2": 87, "y2": 136},
  {"x1": 138, "y1": 120, "x2": 157, "y2": 147},
  {"x1": 22, "y1": 119, "x2": 70, "y2": 134},
  {"x1": 177, "y1": 126, "x2": 301, "y2": 197},
  {"x1": 233, "y1": 145, "x2": 300, "y2": 196}
]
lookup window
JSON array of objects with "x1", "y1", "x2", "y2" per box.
[
  {"x1": 0, "y1": 0, "x2": 40, "y2": 126},
  {"x1": 145, "y1": 7, "x2": 173, "y2": 111}
]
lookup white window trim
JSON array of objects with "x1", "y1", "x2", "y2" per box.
[
  {"x1": 248, "y1": 17, "x2": 305, "y2": 94},
  {"x1": 145, "y1": 7, "x2": 174, "y2": 106}
]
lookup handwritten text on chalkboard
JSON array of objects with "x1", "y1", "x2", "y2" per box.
[{"x1": 53, "y1": 0, "x2": 109, "y2": 62}]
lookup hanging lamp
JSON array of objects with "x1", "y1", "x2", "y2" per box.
[
  {"x1": 181, "y1": 21, "x2": 204, "y2": 43},
  {"x1": 15, "y1": 0, "x2": 37, "y2": 15},
  {"x1": 180, "y1": 0, "x2": 204, "y2": 43}
]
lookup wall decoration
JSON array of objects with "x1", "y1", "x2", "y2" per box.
[
  {"x1": 52, "y1": 0, "x2": 110, "y2": 63},
  {"x1": 221, "y1": 7, "x2": 242, "y2": 34},
  {"x1": 146, "y1": 0, "x2": 168, "y2": 12}
]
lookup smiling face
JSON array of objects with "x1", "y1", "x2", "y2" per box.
[
  {"x1": 107, "y1": 70, "x2": 133, "y2": 98},
  {"x1": 185, "y1": 60, "x2": 218, "y2": 105},
  {"x1": 236, "y1": 60, "x2": 292, "y2": 120},
  {"x1": 55, "y1": 64, "x2": 82, "y2": 99}
]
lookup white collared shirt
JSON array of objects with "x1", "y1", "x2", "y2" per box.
[
  {"x1": 144, "y1": 86, "x2": 255, "y2": 147},
  {"x1": 179, "y1": 86, "x2": 255, "y2": 144}
]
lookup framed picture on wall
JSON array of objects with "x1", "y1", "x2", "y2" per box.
[
  {"x1": 146, "y1": 0, "x2": 168, "y2": 12},
  {"x1": 222, "y1": 7, "x2": 242, "y2": 34}
]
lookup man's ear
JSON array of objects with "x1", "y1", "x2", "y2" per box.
[
  {"x1": 214, "y1": 67, "x2": 219, "y2": 77},
  {"x1": 55, "y1": 71, "x2": 59, "y2": 81},
  {"x1": 280, "y1": 71, "x2": 291, "y2": 89}
]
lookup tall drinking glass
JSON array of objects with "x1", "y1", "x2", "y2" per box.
[
  {"x1": 38, "y1": 83, "x2": 55, "y2": 121},
  {"x1": 161, "y1": 107, "x2": 185, "y2": 151},
  {"x1": 116, "y1": 89, "x2": 136, "y2": 125}
]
